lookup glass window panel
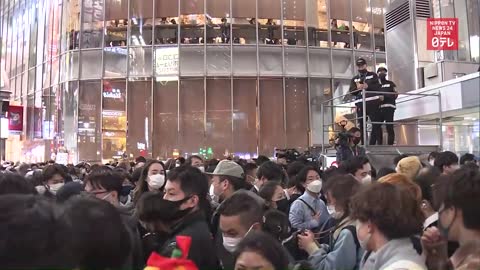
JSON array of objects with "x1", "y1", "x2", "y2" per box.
[
  {"x1": 285, "y1": 47, "x2": 307, "y2": 76},
  {"x1": 102, "y1": 79, "x2": 127, "y2": 160},
  {"x1": 129, "y1": 0, "x2": 153, "y2": 46},
  {"x1": 61, "y1": 0, "x2": 80, "y2": 52},
  {"x1": 307, "y1": 0, "x2": 329, "y2": 47},
  {"x1": 259, "y1": 78, "x2": 285, "y2": 156},
  {"x1": 333, "y1": 78, "x2": 352, "y2": 105},
  {"x1": 179, "y1": 78, "x2": 205, "y2": 156},
  {"x1": 454, "y1": 0, "x2": 470, "y2": 61},
  {"x1": 179, "y1": 46, "x2": 204, "y2": 76},
  {"x1": 332, "y1": 49, "x2": 353, "y2": 77},
  {"x1": 310, "y1": 78, "x2": 332, "y2": 145},
  {"x1": 105, "y1": 0, "x2": 128, "y2": 47},
  {"x1": 180, "y1": 0, "x2": 205, "y2": 44},
  {"x1": 375, "y1": 52, "x2": 386, "y2": 72},
  {"x1": 330, "y1": 0, "x2": 352, "y2": 49},
  {"x1": 62, "y1": 81, "x2": 79, "y2": 163},
  {"x1": 127, "y1": 80, "x2": 152, "y2": 158},
  {"x1": 206, "y1": 79, "x2": 232, "y2": 158},
  {"x1": 81, "y1": 49, "x2": 102, "y2": 79},
  {"x1": 233, "y1": 78, "x2": 257, "y2": 156},
  {"x1": 352, "y1": 0, "x2": 373, "y2": 50},
  {"x1": 206, "y1": 0, "x2": 230, "y2": 44},
  {"x1": 371, "y1": 0, "x2": 386, "y2": 52},
  {"x1": 285, "y1": 78, "x2": 309, "y2": 149},
  {"x1": 105, "y1": 0, "x2": 128, "y2": 21},
  {"x1": 28, "y1": 68, "x2": 36, "y2": 94},
  {"x1": 154, "y1": 0, "x2": 178, "y2": 45},
  {"x1": 69, "y1": 51, "x2": 80, "y2": 80},
  {"x1": 259, "y1": 46, "x2": 283, "y2": 76},
  {"x1": 27, "y1": 94, "x2": 35, "y2": 139},
  {"x1": 38, "y1": 88, "x2": 50, "y2": 139},
  {"x1": 467, "y1": 0, "x2": 479, "y2": 62},
  {"x1": 207, "y1": 46, "x2": 231, "y2": 75},
  {"x1": 104, "y1": 47, "x2": 127, "y2": 77},
  {"x1": 232, "y1": 45, "x2": 257, "y2": 76},
  {"x1": 232, "y1": 0, "x2": 255, "y2": 18},
  {"x1": 153, "y1": 80, "x2": 179, "y2": 159},
  {"x1": 81, "y1": 0, "x2": 104, "y2": 48},
  {"x1": 283, "y1": 0, "x2": 306, "y2": 46},
  {"x1": 43, "y1": 61, "x2": 51, "y2": 88},
  {"x1": 130, "y1": 47, "x2": 153, "y2": 76},
  {"x1": 259, "y1": 0, "x2": 281, "y2": 45},
  {"x1": 309, "y1": 48, "x2": 331, "y2": 76},
  {"x1": 51, "y1": 56, "x2": 60, "y2": 85},
  {"x1": 156, "y1": 0, "x2": 179, "y2": 18},
  {"x1": 231, "y1": 0, "x2": 256, "y2": 45},
  {"x1": 78, "y1": 80, "x2": 102, "y2": 162}
]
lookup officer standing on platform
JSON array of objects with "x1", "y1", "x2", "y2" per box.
[
  {"x1": 377, "y1": 67, "x2": 398, "y2": 145},
  {"x1": 349, "y1": 58, "x2": 382, "y2": 145}
]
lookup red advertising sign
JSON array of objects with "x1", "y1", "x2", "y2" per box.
[
  {"x1": 8, "y1": 105, "x2": 24, "y2": 132},
  {"x1": 427, "y1": 18, "x2": 459, "y2": 50}
]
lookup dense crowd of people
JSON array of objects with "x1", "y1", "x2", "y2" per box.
[{"x1": 0, "y1": 150, "x2": 479, "y2": 270}]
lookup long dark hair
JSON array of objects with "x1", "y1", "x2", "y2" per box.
[{"x1": 133, "y1": 160, "x2": 165, "y2": 203}]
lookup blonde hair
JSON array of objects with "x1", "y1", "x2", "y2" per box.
[
  {"x1": 378, "y1": 173, "x2": 422, "y2": 203},
  {"x1": 396, "y1": 156, "x2": 422, "y2": 180}
]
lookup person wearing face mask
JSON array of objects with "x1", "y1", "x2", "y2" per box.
[
  {"x1": 41, "y1": 164, "x2": 69, "y2": 196},
  {"x1": 259, "y1": 181, "x2": 290, "y2": 214},
  {"x1": 289, "y1": 179, "x2": 329, "y2": 231},
  {"x1": 349, "y1": 58, "x2": 383, "y2": 145},
  {"x1": 377, "y1": 67, "x2": 398, "y2": 145},
  {"x1": 217, "y1": 192, "x2": 264, "y2": 270},
  {"x1": 336, "y1": 127, "x2": 366, "y2": 164},
  {"x1": 339, "y1": 156, "x2": 373, "y2": 184},
  {"x1": 350, "y1": 183, "x2": 426, "y2": 270},
  {"x1": 133, "y1": 160, "x2": 166, "y2": 203},
  {"x1": 187, "y1": 155, "x2": 205, "y2": 172},
  {"x1": 422, "y1": 167, "x2": 480, "y2": 270},
  {"x1": 84, "y1": 170, "x2": 144, "y2": 270},
  {"x1": 161, "y1": 166, "x2": 219, "y2": 270},
  {"x1": 297, "y1": 175, "x2": 363, "y2": 270},
  {"x1": 207, "y1": 160, "x2": 247, "y2": 205}
]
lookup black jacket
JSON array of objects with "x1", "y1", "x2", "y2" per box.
[
  {"x1": 159, "y1": 210, "x2": 219, "y2": 270},
  {"x1": 349, "y1": 71, "x2": 382, "y2": 108},
  {"x1": 118, "y1": 206, "x2": 144, "y2": 270},
  {"x1": 379, "y1": 79, "x2": 397, "y2": 107}
]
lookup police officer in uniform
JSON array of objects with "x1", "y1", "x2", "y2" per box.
[
  {"x1": 377, "y1": 67, "x2": 397, "y2": 145},
  {"x1": 349, "y1": 58, "x2": 382, "y2": 145}
]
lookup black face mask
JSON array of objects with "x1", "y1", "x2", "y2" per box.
[
  {"x1": 275, "y1": 198, "x2": 290, "y2": 214},
  {"x1": 165, "y1": 196, "x2": 194, "y2": 221},
  {"x1": 358, "y1": 69, "x2": 368, "y2": 74},
  {"x1": 352, "y1": 137, "x2": 361, "y2": 145},
  {"x1": 379, "y1": 73, "x2": 387, "y2": 80},
  {"x1": 120, "y1": 185, "x2": 134, "y2": 197}
]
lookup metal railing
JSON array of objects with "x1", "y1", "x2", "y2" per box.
[{"x1": 320, "y1": 89, "x2": 443, "y2": 154}]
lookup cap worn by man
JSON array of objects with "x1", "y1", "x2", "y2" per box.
[
  {"x1": 356, "y1": 58, "x2": 367, "y2": 66},
  {"x1": 377, "y1": 67, "x2": 388, "y2": 73},
  {"x1": 207, "y1": 160, "x2": 245, "y2": 179}
]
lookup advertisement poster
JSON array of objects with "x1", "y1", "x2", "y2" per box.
[{"x1": 8, "y1": 105, "x2": 23, "y2": 133}]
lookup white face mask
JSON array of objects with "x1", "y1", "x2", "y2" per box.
[
  {"x1": 327, "y1": 205, "x2": 336, "y2": 215},
  {"x1": 197, "y1": 166, "x2": 205, "y2": 173},
  {"x1": 222, "y1": 225, "x2": 254, "y2": 253},
  {"x1": 148, "y1": 174, "x2": 165, "y2": 190},
  {"x1": 49, "y1": 183, "x2": 64, "y2": 195},
  {"x1": 429, "y1": 160, "x2": 435, "y2": 166},
  {"x1": 356, "y1": 221, "x2": 372, "y2": 250},
  {"x1": 209, "y1": 184, "x2": 218, "y2": 202},
  {"x1": 361, "y1": 175, "x2": 372, "y2": 184}
]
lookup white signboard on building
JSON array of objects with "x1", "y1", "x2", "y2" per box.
[{"x1": 154, "y1": 47, "x2": 179, "y2": 76}]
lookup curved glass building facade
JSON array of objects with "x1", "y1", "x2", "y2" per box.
[{"x1": 1, "y1": 0, "x2": 388, "y2": 163}]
